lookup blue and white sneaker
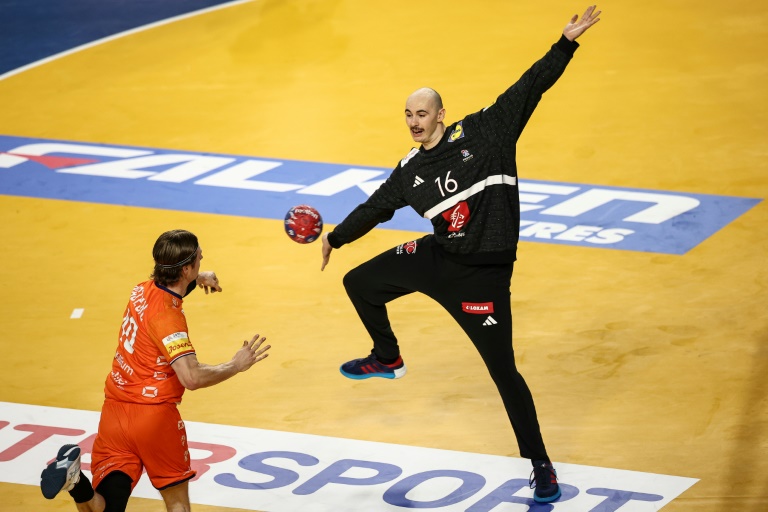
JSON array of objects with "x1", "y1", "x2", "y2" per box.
[
  {"x1": 529, "y1": 460, "x2": 561, "y2": 503},
  {"x1": 340, "y1": 352, "x2": 407, "y2": 380},
  {"x1": 40, "y1": 444, "x2": 81, "y2": 499}
]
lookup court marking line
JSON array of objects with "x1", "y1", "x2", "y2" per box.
[{"x1": 0, "y1": 0, "x2": 254, "y2": 82}]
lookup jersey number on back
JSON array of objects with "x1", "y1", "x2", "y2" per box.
[{"x1": 120, "y1": 310, "x2": 139, "y2": 354}]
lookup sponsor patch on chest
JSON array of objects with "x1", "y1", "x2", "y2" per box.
[{"x1": 442, "y1": 201, "x2": 470, "y2": 232}]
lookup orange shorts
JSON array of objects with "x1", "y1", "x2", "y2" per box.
[{"x1": 91, "y1": 399, "x2": 196, "y2": 491}]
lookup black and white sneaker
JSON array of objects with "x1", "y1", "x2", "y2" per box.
[{"x1": 40, "y1": 444, "x2": 81, "y2": 499}]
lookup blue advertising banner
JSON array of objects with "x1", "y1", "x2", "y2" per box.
[{"x1": 0, "y1": 135, "x2": 760, "y2": 254}]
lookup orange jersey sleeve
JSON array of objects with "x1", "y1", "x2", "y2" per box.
[
  {"x1": 105, "y1": 280, "x2": 196, "y2": 404},
  {"x1": 148, "y1": 308, "x2": 196, "y2": 364}
]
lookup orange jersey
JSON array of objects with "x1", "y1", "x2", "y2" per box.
[{"x1": 104, "y1": 280, "x2": 196, "y2": 404}]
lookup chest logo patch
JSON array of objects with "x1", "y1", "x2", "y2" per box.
[{"x1": 442, "y1": 201, "x2": 470, "y2": 232}]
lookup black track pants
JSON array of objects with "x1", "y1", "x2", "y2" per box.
[{"x1": 342, "y1": 235, "x2": 549, "y2": 461}]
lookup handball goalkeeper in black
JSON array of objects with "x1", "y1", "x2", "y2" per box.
[{"x1": 321, "y1": 6, "x2": 601, "y2": 503}]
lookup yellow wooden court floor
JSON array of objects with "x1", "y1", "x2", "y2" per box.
[{"x1": 0, "y1": 1, "x2": 766, "y2": 510}]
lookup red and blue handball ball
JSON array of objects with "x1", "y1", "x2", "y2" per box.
[{"x1": 284, "y1": 204, "x2": 323, "y2": 244}]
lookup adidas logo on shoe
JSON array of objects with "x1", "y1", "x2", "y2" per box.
[{"x1": 482, "y1": 316, "x2": 497, "y2": 326}]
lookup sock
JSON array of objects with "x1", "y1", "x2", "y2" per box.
[
  {"x1": 69, "y1": 471, "x2": 95, "y2": 504},
  {"x1": 377, "y1": 355, "x2": 399, "y2": 365}
]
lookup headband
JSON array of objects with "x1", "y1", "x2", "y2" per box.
[{"x1": 157, "y1": 246, "x2": 199, "y2": 269}]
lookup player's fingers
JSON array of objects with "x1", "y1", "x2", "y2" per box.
[
  {"x1": 248, "y1": 335, "x2": 265, "y2": 349},
  {"x1": 254, "y1": 344, "x2": 271, "y2": 357},
  {"x1": 252, "y1": 336, "x2": 267, "y2": 350}
]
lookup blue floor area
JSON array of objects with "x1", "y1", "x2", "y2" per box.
[{"x1": 0, "y1": 0, "x2": 237, "y2": 75}]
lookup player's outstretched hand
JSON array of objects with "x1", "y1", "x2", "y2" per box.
[
  {"x1": 232, "y1": 334, "x2": 270, "y2": 372},
  {"x1": 563, "y1": 5, "x2": 601, "y2": 41},
  {"x1": 320, "y1": 233, "x2": 333, "y2": 271},
  {"x1": 197, "y1": 271, "x2": 222, "y2": 294}
]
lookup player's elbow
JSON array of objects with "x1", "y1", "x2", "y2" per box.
[
  {"x1": 172, "y1": 355, "x2": 206, "y2": 391},
  {"x1": 176, "y1": 372, "x2": 202, "y2": 391},
  {"x1": 184, "y1": 380, "x2": 202, "y2": 391}
]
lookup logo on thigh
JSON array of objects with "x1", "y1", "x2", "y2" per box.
[
  {"x1": 482, "y1": 316, "x2": 497, "y2": 326},
  {"x1": 462, "y1": 302, "x2": 498, "y2": 326},
  {"x1": 395, "y1": 240, "x2": 418, "y2": 255},
  {"x1": 462, "y1": 302, "x2": 494, "y2": 314}
]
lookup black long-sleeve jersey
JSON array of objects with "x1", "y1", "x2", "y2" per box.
[{"x1": 328, "y1": 35, "x2": 579, "y2": 265}]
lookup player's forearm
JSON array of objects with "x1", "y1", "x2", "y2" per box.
[
  {"x1": 499, "y1": 36, "x2": 577, "y2": 117},
  {"x1": 183, "y1": 361, "x2": 239, "y2": 390},
  {"x1": 328, "y1": 204, "x2": 395, "y2": 248}
]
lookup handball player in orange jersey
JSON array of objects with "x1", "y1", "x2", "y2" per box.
[{"x1": 40, "y1": 229, "x2": 271, "y2": 512}]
